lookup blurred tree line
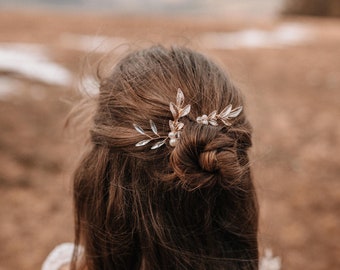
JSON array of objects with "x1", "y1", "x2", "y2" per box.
[{"x1": 283, "y1": 0, "x2": 340, "y2": 17}]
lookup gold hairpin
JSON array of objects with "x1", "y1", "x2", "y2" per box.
[
  {"x1": 133, "y1": 88, "x2": 242, "y2": 149},
  {"x1": 196, "y1": 104, "x2": 242, "y2": 126},
  {"x1": 134, "y1": 88, "x2": 190, "y2": 149}
]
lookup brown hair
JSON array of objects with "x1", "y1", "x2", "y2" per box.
[{"x1": 72, "y1": 45, "x2": 258, "y2": 270}]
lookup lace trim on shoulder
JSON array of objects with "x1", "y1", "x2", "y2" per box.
[
  {"x1": 259, "y1": 249, "x2": 281, "y2": 270},
  {"x1": 41, "y1": 243, "x2": 83, "y2": 270}
]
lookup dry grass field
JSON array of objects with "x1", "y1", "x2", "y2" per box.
[{"x1": 0, "y1": 9, "x2": 339, "y2": 270}]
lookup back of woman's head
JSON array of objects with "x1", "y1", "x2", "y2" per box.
[{"x1": 72, "y1": 45, "x2": 258, "y2": 270}]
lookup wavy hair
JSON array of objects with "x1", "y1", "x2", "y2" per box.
[{"x1": 71, "y1": 45, "x2": 258, "y2": 270}]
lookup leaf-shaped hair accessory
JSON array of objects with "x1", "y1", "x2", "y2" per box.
[
  {"x1": 133, "y1": 88, "x2": 191, "y2": 149},
  {"x1": 151, "y1": 139, "x2": 166, "y2": 149},
  {"x1": 169, "y1": 102, "x2": 178, "y2": 119},
  {"x1": 167, "y1": 88, "x2": 191, "y2": 147},
  {"x1": 150, "y1": 120, "x2": 158, "y2": 135},
  {"x1": 219, "y1": 104, "x2": 232, "y2": 119},
  {"x1": 135, "y1": 139, "x2": 151, "y2": 147},
  {"x1": 228, "y1": 106, "x2": 243, "y2": 118},
  {"x1": 196, "y1": 105, "x2": 243, "y2": 127},
  {"x1": 133, "y1": 124, "x2": 146, "y2": 135},
  {"x1": 133, "y1": 88, "x2": 242, "y2": 149},
  {"x1": 179, "y1": 104, "x2": 191, "y2": 118},
  {"x1": 134, "y1": 121, "x2": 166, "y2": 148},
  {"x1": 177, "y1": 122, "x2": 184, "y2": 130},
  {"x1": 176, "y1": 88, "x2": 185, "y2": 107}
]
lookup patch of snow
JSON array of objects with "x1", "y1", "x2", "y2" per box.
[
  {"x1": 0, "y1": 43, "x2": 72, "y2": 86},
  {"x1": 201, "y1": 23, "x2": 313, "y2": 50},
  {"x1": 0, "y1": 77, "x2": 22, "y2": 100}
]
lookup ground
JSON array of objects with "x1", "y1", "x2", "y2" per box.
[{"x1": 0, "y1": 9, "x2": 339, "y2": 270}]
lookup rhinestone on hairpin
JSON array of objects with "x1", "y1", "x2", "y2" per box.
[{"x1": 133, "y1": 88, "x2": 242, "y2": 149}]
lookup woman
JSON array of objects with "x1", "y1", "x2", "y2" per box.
[{"x1": 43, "y1": 45, "x2": 279, "y2": 270}]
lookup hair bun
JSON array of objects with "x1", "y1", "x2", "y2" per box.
[{"x1": 170, "y1": 123, "x2": 245, "y2": 190}]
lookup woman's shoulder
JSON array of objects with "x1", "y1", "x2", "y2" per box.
[{"x1": 41, "y1": 243, "x2": 78, "y2": 270}]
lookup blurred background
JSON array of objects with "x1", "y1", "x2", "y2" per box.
[{"x1": 0, "y1": 0, "x2": 339, "y2": 269}]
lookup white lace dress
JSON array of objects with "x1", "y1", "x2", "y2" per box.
[{"x1": 42, "y1": 243, "x2": 281, "y2": 270}]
